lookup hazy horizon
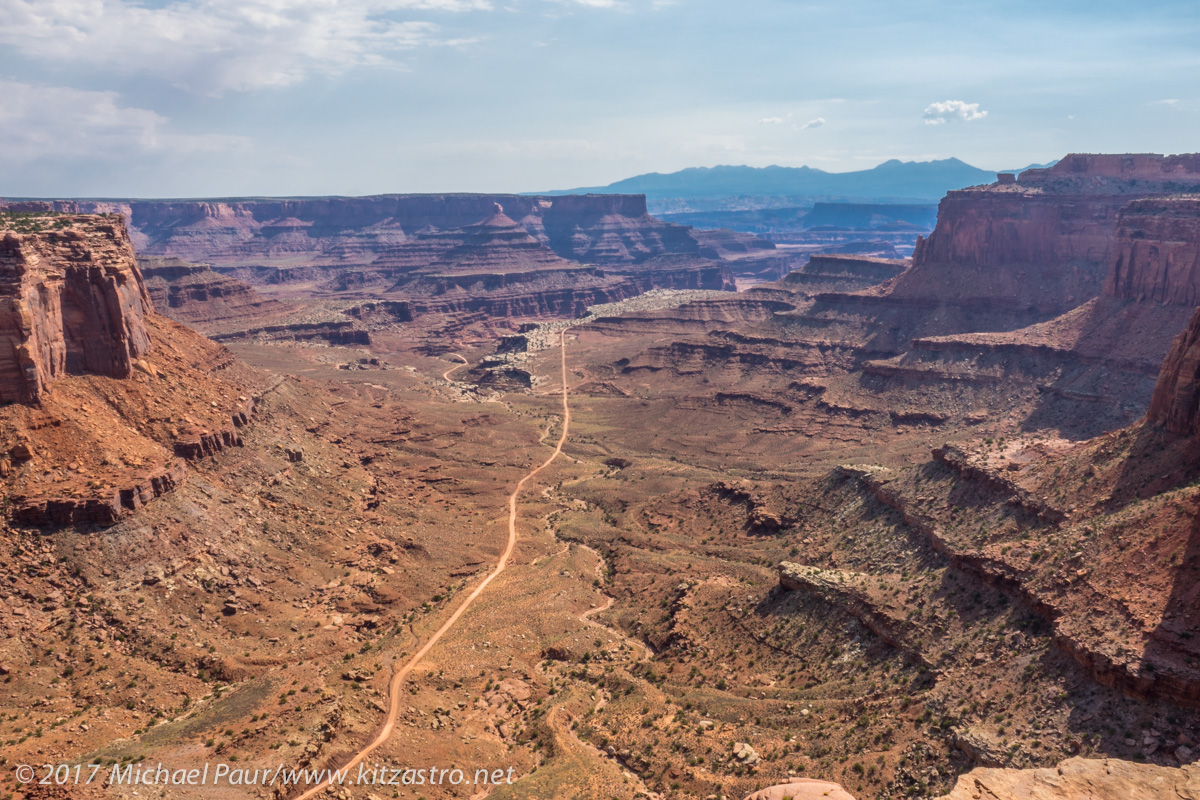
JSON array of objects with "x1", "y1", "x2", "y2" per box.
[{"x1": 2, "y1": 0, "x2": 1197, "y2": 197}]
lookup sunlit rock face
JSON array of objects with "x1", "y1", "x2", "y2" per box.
[{"x1": 1, "y1": 213, "x2": 152, "y2": 404}]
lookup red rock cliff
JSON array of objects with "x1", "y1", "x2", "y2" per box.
[
  {"x1": 1148, "y1": 306, "x2": 1200, "y2": 436},
  {"x1": 1104, "y1": 197, "x2": 1200, "y2": 305},
  {"x1": 1019, "y1": 153, "x2": 1200, "y2": 187},
  {"x1": 0, "y1": 213, "x2": 152, "y2": 404},
  {"x1": 904, "y1": 153, "x2": 1200, "y2": 312}
]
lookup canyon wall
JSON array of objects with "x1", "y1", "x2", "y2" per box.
[
  {"x1": 1104, "y1": 197, "x2": 1200, "y2": 305},
  {"x1": 902, "y1": 154, "x2": 1200, "y2": 313},
  {"x1": 0, "y1": 213, "x2": 153, "y2": 404},
  {"x1": 140, "y1": 259, "x2": 284, "y2": 327},
  {"x1": 42, "y1": 193, "x2": 703, "y2": 268}
]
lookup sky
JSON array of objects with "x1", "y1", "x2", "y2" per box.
[{"x1": 1, "y1": 0, "x2": 1198, "y2": 198}]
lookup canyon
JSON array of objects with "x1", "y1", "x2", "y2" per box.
[{"x1": 2, "y1": 153, "x2": 1200, "y2": 800}]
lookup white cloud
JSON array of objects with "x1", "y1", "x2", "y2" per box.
[
  {"x1": 0, "y1": 79, "x2": 247, "y2": 162},
  {"x1": 923, "y1": 100, "x2": 988, "y2": 125},
  {"x1": 799, "y1": 117, "x2": 825, "y2": 130},
  {"x1": 0, "y1": 0, "x2": 489, "y2": 95},
  {"x1": 759, "y1": 116, "x2": 783, "y2": 125}
]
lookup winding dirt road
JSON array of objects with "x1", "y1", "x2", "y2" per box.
[
  {"x1": 294, "y1": 332, "x2": 572, "y2": 800},
  {"x1": 442, "y1": 352, "x2": 469, "y2": 382}
]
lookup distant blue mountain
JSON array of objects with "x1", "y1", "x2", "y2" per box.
[{"x1": 540, "y1": 158, "x2": 1061, "y2": 206}]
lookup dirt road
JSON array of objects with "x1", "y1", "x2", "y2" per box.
[
  {"x1": 294, "y1": 331, "x2": 572, "y2": 800},
  {"x1": 442, "y1": 353, "x2": 469, "y2": 382}
]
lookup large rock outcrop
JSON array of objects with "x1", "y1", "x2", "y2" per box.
[
  {"x1": 904, "y1": 154, "x2": 1200, "y2": 314},
  {"x1": 934, "y1": 756, "x2": 1200, "y2": 800},
  {"x1": 1147, "y1": 304, "x2": 1200, "y2": 436},
  {"x1": 741, "y1": 778, "x2": 857, "y2": 800},
  {"x1": 0, "y1": 213, "x2": 152, "y2": 404}
]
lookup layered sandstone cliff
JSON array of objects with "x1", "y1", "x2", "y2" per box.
[
  {"x1": 139, "y1": 257, "x2": 285, "y2": 329},
  {"x1": 44, "y1": 193, "x2": 704, "y2": 268},
  {"x1": 376, "y1": 208, "x2": 583, "y2": 277},
  {"x1": 1104, "y1": 197, "x2": 1200, "y2": 305},
  {"x1": 0, "y1": 213, "x2": 152, "y2": 404},
  {"x1": 901, "y1": 154, "x2": 1200, "y2": 313}
]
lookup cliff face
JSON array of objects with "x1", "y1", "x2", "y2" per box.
[
  {"x1": 54, "y1": 193, "x2": 702, "y2": 268},
  {"x1": 139, "y1": 259, "x2": 284, "y2": 328},
  {"x1": 903, "y1": 154, "x2": 1200, "y2": 313},
  {"x1": 1104, "y1": 197, "x2": 1200, "y2": 305},
  {"x1": 912, "y1": 191, "x2": 1119, "y2": 277},
  {"x1": 1019, "y1": 152, "x2": 1200, "y2": 189},
  {"x1": 375, "y1": 208, "x2": 581, "y2": 276},
  {"x1": 1147, "y1": 305, "x2": 1200, "y2": 436},
  {"x1": 0, "y1": 213, "x2": 152, "y2": 404}
]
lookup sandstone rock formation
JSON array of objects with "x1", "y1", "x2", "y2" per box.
[
  {"x1": 1104, "y1": 197, "x2": 1200, "y2": 305},
  {"x1": 139, "y1": 257, "x2": 284, "y2": 329},
  {"x1": 44, "y1": 193, "x2": 704, "y2": 268},
  {"x1": 1147, "y1": 304, "x2": 1200, "y2": 436},
  {"x1": 376, "y1": 207, "x2": 580, "y2": 277},
  {"x1": 784, "y1": 253, "x2": 909, "y2": 293},
  {"x1": 902, "y1": 154, "x2": 1200, "y2": 315},
  {"x1": 934, "y1": 756, "x2": 1200, "y2": 800},
  {"x1": 0, "y1": 212, "x2": 152, "y2": 404},
  {"x1": 741, "y1": 777, "x2": 857, "y2": 800}
]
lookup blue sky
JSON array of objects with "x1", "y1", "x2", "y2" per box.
[{"x1": 1, "y1": 0, "x2": 1197, "y2": 197}]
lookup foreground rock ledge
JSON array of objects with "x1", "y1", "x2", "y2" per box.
[
  {"x1": 741, "y1": 757, "x2": 1200, "y2": 800},
  {"x1": 741, "y1": 777, "x2": 857, "y2": 800},
  {"x1": 935, "y1": 756, "x2": 1200, "y2": 799}
]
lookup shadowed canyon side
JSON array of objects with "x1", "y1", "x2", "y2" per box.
[
  {"x1": 1148, "y1": 304, "x2": 1200, "y2": 437},
  {"x1": 138, "y1": 257, "x2": 287, "y2": 330}
]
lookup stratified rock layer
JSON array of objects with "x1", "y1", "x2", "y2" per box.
[
  {"x1": 48, "y1": 194, "x2": 703, "y2": 268},
  {"x1": 0, "y1": 213, "x2": 152, "y2": 404},
  {"x1": 903, "y1": 154, "x2": 1200, "y2": 314},
  {"x1": 139, "y1": 258, "x2": 284, "y2": 328},
  {"x1": 1104, "y1": 197, "x2": 1200, "y2": 305}
]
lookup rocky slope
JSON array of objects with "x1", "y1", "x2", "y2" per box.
[
  {"x1": 745, "y1": 756, "x2": 1200, "y2": 800},
  {"x1": 0, "y1": 211, "x2": 152, "y2": 404}
]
